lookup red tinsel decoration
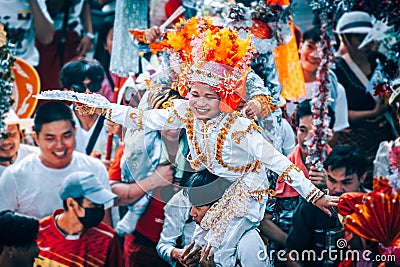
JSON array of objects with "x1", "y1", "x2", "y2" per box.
[{"x1": 307, "y1": 0, "x2": 343, "y2": 168}]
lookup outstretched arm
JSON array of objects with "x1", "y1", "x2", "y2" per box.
[
  {"x1": 29, "y1": 0, "x2": 54, "y2": 44},
  {"x1": 106, "y1": 100, "x2": 187, "y2": 131},
  {"x1": 238, "y1": 126, "x2": 338, "y2": 215}
]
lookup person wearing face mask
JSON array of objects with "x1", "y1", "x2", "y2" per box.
[{"x1": 34, "y1": 171, "x2": 123, "y2": 267}]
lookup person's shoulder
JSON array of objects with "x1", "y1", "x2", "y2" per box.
[
  {"x1": 19, "y1": 144, "x2": 39, "y2": 153},
  {"x1": 231, "y1": 113, "x2": 261, "y2": 131},
  {"x1": 92, "y1": 222, "x2": 118, "y2": 239},
  {"x1": 73, "y1": 151, "x2": 103, "y2": 166},
  {"x1": 39, "y1": 214, "x2": 54, "y2": 228},
  {"x1": 72, "y1": 152, "x2": 107, "y2": 176},
  {"x1": 2, "y1": 153, "x2": 36, "y2": 176}
]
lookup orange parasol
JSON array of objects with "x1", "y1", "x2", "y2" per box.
[{"x1": 11, "y1": 57, "x2": 40, "y2": 118}]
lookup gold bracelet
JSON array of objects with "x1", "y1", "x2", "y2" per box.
[
  {"x1": 311, "y1": 190, "x2": 325, "y2": 205},
  {"x1": 305, "y1": 187, "x2": 318, "y2": 202}
]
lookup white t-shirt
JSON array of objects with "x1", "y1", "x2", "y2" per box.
[
  {"x1": 0, "y1": 144, "x2": 38, "y2": 176},
  {"x1": 73, "y1": 111, "x2": 119, "y2": 159},
  {"x1": 286, "y1": 79, "x2": 349, "y2": 132},
  {"x1": 0, "y1": 0, "x2": 53, "y2": 66},
  {"x1": 0, "y1": 151, "x2": 112, "y2": 219},
  {"x1": 52, "y1": 0, "x2": 84, "y2": 34}
]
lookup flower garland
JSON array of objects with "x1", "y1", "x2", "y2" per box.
[
  {"x1": 0, "y1": 29, "x2": 15, "y2": 139},
  {"x1": 307, "y1": 1, "x2": 350, "y2": 168}
]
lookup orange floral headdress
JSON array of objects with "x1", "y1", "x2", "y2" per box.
[
  {"x1": 148, "y1": 17, "x2": 213, "y2": 62},
  {"x1": 148, "y1": 17, "x2": 256, "y2": 113},
  {"x1": 181, "y1": 27, "x2": 256, "y2": 113}
]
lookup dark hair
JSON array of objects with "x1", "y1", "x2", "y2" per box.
[
  {"x1": 323, "y1": 146, "x2": 368, "y2": 179},
  {"x1": 184, "y1": 169, "x2": 231, "y2": 207},
  {"x1": 93, "y1": 16, "x2": 114, "y2": 71},
  {"x1": 295, "y1": 99, "x2": 336, "y2": 129},
  {"x1": 0, "y1": 210, "x2": 39, "y2": 253},
  {"x1": 62, "y1": 197, "x2": 84, "y2": 210},
  {"x1": 34, "y1": 101, "x2": 76, "y2": 134},
  {"x1": 302, "y1": 26, "x2": 323, "y2": 44},
  {"x1": 59, "y1": 58, "x2": 104, "y2": 89}
]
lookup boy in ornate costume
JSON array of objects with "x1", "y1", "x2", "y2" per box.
[{"x1": 77, "y1": 24, "x2": 338, "y2": 266}]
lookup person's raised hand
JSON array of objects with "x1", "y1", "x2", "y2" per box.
[
  {"x1": 145, "y1": 26, "x2": 162, "y2": 43},
  {"x1": 309, "y1": 166, "x2": 327, "y2": 189},
  {"x1": 244, "y1": 100, "x2": 262, "y2": 120},
  {"x1": 149, "y1": 162, "x2": 175, "y2": 187}
]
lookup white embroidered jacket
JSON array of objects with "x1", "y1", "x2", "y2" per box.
[{"x1": 109, "y1": 99, "x2": 319, "y2": 204}]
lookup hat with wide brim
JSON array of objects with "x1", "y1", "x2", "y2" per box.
[{"x1": 335, "y1": 11, "x2": 373, "y2": 34}]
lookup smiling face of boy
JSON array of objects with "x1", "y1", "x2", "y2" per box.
[{"x1": 189, "y1": 83, "x2": 221, "y2": 122}]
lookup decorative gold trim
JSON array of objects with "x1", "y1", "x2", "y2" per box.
[
  {"x1": 137, "y1": 109, "x2": 144, "y2": 130},
  {"x1": 311, "y1": 190, "x2": 325, "y2": 205},
  {"x1": 127, "y1": 109, "x2": 143, "y2": 129},
  {"x1": 249, "y1": 188, "x2": 276, "y2": 202},
  {"x1": 278, "y1": 164, "x2": 301, "y2": 184},
  {"x1": 305, "y1": 187, "x2": 318, "y2": 202},
  {"x1": 185, "y1": 110, "x2": 261, "y2": 174},
  {"x1": 231, "y1": 122, "x2": 263, "y2": 144},
  {"x1": 200, "y1": 179, "x2": 251, "y2": 247},
  {"x1": 107, "y1": 108, "x2": 112, "y2": 121}
]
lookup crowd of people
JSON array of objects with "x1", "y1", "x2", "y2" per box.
[{"x1": 0, "y1": 0, "x2": 399, "y2": 267}]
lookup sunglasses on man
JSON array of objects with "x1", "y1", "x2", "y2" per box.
[{"x1": 71, "y1": 81, "x2": 102, "y2": 93}]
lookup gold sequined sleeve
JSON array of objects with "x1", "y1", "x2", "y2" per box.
[
  {"x1": 109, "y1": 100, "x2": 187, "y2": 131},
  {"x1": 233, "y1": 117, "x2": 319, "y2": 200}
]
